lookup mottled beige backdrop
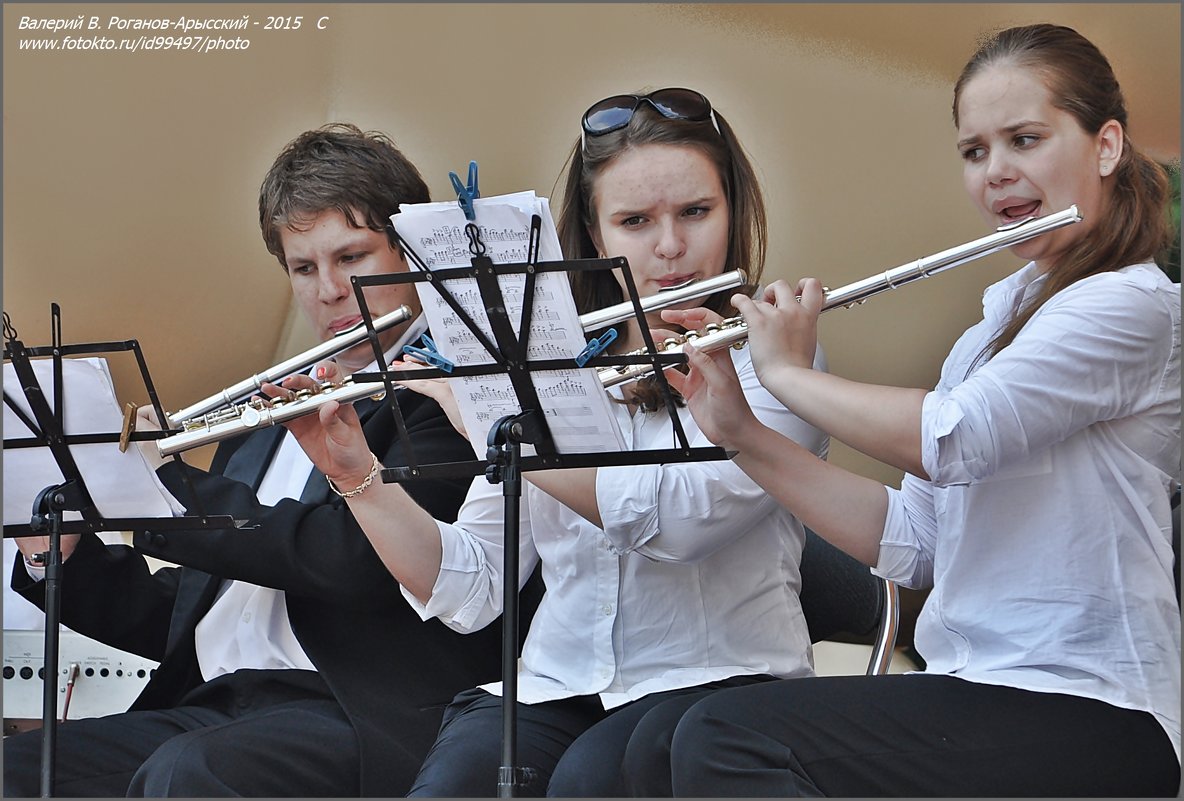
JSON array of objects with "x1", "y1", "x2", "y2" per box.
[{"x1": 4, "y1": 3, "x2": 1179, "y2": 484}]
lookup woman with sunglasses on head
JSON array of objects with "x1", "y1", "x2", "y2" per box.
[
  {"x1": 626, "y1": 25, "x2": 1180, "y2": 797},
  {"x1": 276, "y1": 87, "x2": 829, "y2": 796}
]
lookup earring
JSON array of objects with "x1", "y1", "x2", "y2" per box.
[{"x1": 1101, "y1": 165, "x2": 1111, "y2": 176}]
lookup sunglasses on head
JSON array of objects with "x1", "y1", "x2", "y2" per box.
[{"x1": 581, "y1": 88, "x2": 720, "y2": 138}]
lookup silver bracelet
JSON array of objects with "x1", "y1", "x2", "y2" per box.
[{"x1": 326, "y1": 454, "x2": 381, "y2": 499}]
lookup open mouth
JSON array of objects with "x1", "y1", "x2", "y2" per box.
[{"x1": 999, "y1": 200, "x2": 1042, "y2": 223}]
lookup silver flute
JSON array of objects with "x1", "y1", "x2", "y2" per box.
[
  {"x1": 578, "y1": 269, "x2": 747, "y2": 330},
  {"x1": 165, "y1": 305, "x2": 415, "y2": 428},
  {"x1": 158, "y1": 377, "x2": 391, "y2": 457},
  {"x1": 158, "y1": 204, "x2": 1079, "y2": 456},
  {"x1": 155, "y1": 271, "x2": 749, "y2": 457},
  {"x1": 597, "y1": 206, "x2": 1083, "y2": 388}
]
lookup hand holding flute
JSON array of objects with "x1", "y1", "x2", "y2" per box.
[
  {"x1": 662, "y1": 278, "x2": 826, "y2": 388},
  {"x1": 261, "y1": 365, "x2": 374, "y2": 494},
  {"x1": 668, "y1": 270, "x2": 929, "y2": 478},
  {"x1": 660, "y1": 277, "x2": 825, "y2": 453},
  {"x1": 264, "y1": 355, "x2": 468, "y2": 489},
  {"x1": 734, "y1": 279, "x2": 827, "y2": 373},
  {"x1": 380, "y1": 359, "x2": 468, "y2": 439},
  {"x1": 660, "y1": 308, "x2": 756, "y2": 454}
]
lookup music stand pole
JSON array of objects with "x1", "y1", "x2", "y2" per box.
[
  {"x1": 3, "y1": 307, "x2": 243, "y2": 797},
  {"x1": 29, "y1": 481, "x2": 78, "y2": 798},
  {"x1": 487, "y1": 414, "x2": 531, "y2": 798},
  {"x1": 358, "y1": 206, "x2": 729, "y2": 795}
]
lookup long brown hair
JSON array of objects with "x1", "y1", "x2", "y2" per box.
[
  {"x1": 953, "y1": 24, "x2": 1172, "y2": 360},
  {"x1": 555, "y1": 93, "x2": 768, "y2": 410}
]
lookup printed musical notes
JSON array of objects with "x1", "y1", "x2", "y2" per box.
[
  {"x1": 414, "y1": 224, "x2": 534, "y2": 267},
  {"x1": 392, "y1": 191, "x2": 626, "y2": 457}
]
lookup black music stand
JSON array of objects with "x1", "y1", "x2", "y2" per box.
[
  {"x1": 348, "y1": 216, "x2": 730, "y2": 797},
  {"x1": 3, "y1": 306, "x2": 241, "y2": 798}
]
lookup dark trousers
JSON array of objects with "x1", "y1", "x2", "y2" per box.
[
  {"x1": 3, "y1": 669, "x2": 360, "y2": 798},
  {"x1": 626, "y1": 673, "x2": 1180, "y2": 797},
  {"x1": 409, "y1": 675, "x2": 773, "y2": 797}
]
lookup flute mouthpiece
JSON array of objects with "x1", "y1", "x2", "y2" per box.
[{"x1": 658, "y1": 277, "x2": 698, "y2": 293}]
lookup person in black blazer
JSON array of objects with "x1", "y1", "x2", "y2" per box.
[{"x1": 5, "y1": 124, "x2": 531, "y2": 797}]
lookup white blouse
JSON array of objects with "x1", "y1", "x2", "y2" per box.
[
  {"x1": 877, "y1": 262, "x2": 1181, "y2": 757},
  {"x1": 404, "y1": 345, "x2": 829, "y2": 709}
]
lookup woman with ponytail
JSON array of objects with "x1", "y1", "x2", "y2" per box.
[{"x1": 626, "y1": 24, "x2": 1180, "y2": 797}]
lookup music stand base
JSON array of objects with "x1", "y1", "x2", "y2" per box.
[{"x1": 498, "y1": 766, "x2": 538, "y2": 798}]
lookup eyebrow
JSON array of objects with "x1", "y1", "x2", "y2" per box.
[
  {"x1": 285, "y1": 237, "x2": 376, "y2": 266},
  {"x1": 957, "y1": 119, "x2": 1052, "y2": 150},
  {"x1": 607, "y1": 194, "x2": 720, "y2": 217},
  {"x1": 334, "y1": 239, "x2": 372, "y2": 255}
]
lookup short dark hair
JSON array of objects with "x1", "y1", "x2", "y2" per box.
[{"x1": 258, "y1": 123, "x2": 431, "y2": 270}]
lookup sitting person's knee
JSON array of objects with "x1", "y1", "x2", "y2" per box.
[{"x1": 127, "y1": 731, "x2": 232, "y2": 797}]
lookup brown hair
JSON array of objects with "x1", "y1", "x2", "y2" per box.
[
  {"x1": 953, "y1": 24, "x2": 1172, "y2": 359},
  {"x1": 555, "y1": 95, "x2": 767, "y2": 410},
  {"x1": 258, "y1": 123, "x2": 431, "y2": 271}
]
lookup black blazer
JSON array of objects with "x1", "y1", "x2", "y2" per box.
[{"x1": 12, "y1": 389, "x2": 534, "y2": 795}]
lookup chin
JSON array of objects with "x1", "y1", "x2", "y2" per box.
[
  {"x1": 1008, "y1": 243, "x2": 1042, "y2": 263},
  {"x1": 336, "y1": 345, "x2": 372, "y2": 371}
]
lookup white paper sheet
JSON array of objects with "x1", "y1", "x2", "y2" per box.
[
  {"x1": 393, "y1": 192, "x2": 626, "y2": 458},
  {"x1": 3, "y1": 357, "x2": 184, "y2": 526}
]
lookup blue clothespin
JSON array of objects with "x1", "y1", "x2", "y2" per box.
[
  {"x1": 575, "y1": 328, "x2": 618, "y2": 368},
  {"x1": 449, "y1": 160, "x2": 480, "y2": 221},
  {"x1": 402, "y1": 334, "x2": 455, "y2": 373}
]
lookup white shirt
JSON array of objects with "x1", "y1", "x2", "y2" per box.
[
  {"x1": 195, "y1": 432, "x2": 318, "y2": 680},
  {"x1": 876, "y1": 262, "x2": 1181, "y2": 757},
  {"x1": 404, "y1": 345, "x2": 829, "y2": 709}
]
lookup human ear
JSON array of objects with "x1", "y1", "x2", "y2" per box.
[
  {"x1": 587, "y1": 224, "x2": 607, "y2": 259},
  {"x1": 1096, "y1": 119, "x2": 1123, "y2": 177}
]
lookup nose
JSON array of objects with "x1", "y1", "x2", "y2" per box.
[
  {"x1": 316, "y1": 266, "x2": 351, "y2": 303},
  {"x1": 654, "y1": 220, "x2": 687, "y2": 260},
  {"x1": 983, "y1": 148, "x2": 1016, "y2": 187}
]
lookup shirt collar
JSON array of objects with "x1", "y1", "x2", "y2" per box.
[{"x1": 982, "y1": 262, "x2": 1048, "y2": 325}]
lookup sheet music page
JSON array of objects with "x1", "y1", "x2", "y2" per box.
[
  {"x1": 3, "y1": 357, "x2": 184, "y2": 526},
  {"x1": 392, "y1": 191, "x2": 626, "y2": 457}
]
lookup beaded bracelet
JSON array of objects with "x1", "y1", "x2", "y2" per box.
[{"x1": 326, "y1": 453, "x2": 381, "y2": 499}]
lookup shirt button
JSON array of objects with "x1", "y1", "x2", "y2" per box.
[
  {"x1": 242, "y1": 612, "x2": 252, "y2": 623},
  {"x1": 601, "y1": 604, "x2": 613, "y2": 616}
]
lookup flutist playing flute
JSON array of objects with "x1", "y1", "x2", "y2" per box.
[
  {"x1": 631, "y1": 24, "x2": 1181, "y2": 798},
  {"x1": 277, "y1": 88, "x2": 830, "y2": 797},
  {"x1": 6, "y1": 125, "x2": 534, "y2": 798}
]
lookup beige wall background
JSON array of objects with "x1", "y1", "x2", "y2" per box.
[{"x1": 4, "y1": 3, "x2": 1180, "y2": 484}]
